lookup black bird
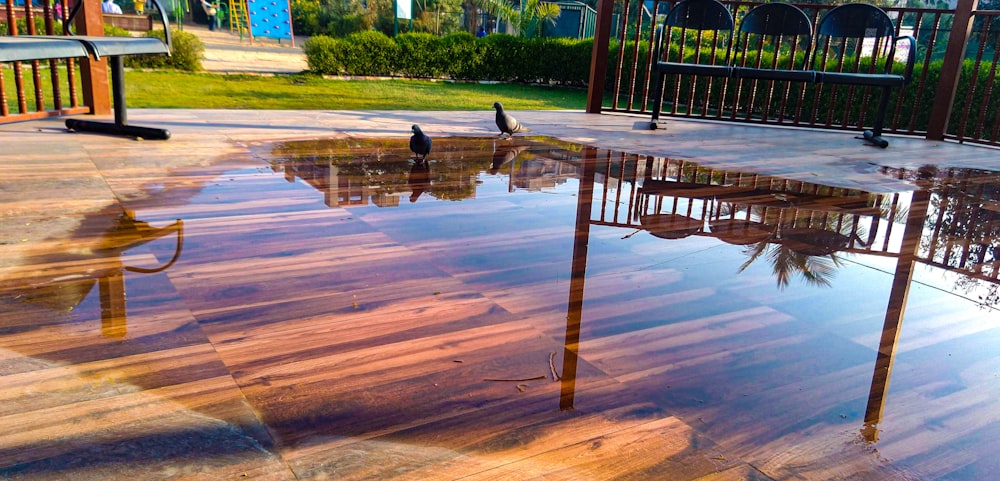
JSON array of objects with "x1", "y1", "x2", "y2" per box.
[
  {"x1": 493, "y1": 102, "x2": 530, "y2": 139},
  {"x1": 409, "y1": 124, "x2": 432, "y2": 160}
]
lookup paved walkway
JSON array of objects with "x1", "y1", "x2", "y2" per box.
[{"x1": 183, "y1": 23, "x2": 308, "y2": 74}]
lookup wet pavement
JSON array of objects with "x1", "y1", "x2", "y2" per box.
[{"x1": 3, "y1": 95, "x2": 1000, "y2": 479}]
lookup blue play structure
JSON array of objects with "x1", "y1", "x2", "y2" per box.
[{"x1": 247, "y1": 0, "x2": 292, "y2": 42}]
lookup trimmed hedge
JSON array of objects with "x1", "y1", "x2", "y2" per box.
[
  {"x1": 123, "y1": 29, "x2": 204, "y2": 72},
  {"x1": 304, "y1": 31, "x2": 594, "y2": 85}
]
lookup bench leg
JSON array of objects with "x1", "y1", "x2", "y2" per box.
[
  {"x1": 649, "y1": 73, "x2": 665, "y2": 130},
  {"x1": 862, "y1": 85, "x2": 892, "y2": 148},
  {"x1": 66, "y1": 56, "x2": 171, "y2": 140}
]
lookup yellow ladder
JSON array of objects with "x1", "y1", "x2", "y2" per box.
[{"x1": 227, "y1": 0, "x2": 251, "y2": 40}]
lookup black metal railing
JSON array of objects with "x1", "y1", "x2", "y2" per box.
[{"x1": 603, "y1": 0, "x2": 999, "y2": 147}]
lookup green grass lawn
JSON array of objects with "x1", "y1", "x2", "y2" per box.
[
  {"x1": 125, "y1": 71, "x2": 589, "y2": 110},
  {"x1": 4, "y1": 66, "x2": 591, "y2": 111}
]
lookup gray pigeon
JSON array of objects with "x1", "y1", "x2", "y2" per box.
[
  {"x1": 409, "y1": 124, "x2": 432, "y2": 160},
  {"x1": 494, "y1": 102, "x2": 530, "y2": 139}
]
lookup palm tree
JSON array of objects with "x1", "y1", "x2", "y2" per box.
[{"x1": 478, "y1": 0, "x2": 560, "y2": 38}]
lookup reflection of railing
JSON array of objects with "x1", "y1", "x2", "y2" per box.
[
  {"x1": 591, "y1": 155, "x2": 893, "y2": 259},
  {"x1": 592, "y1": 154, "x2": 1000, "y2": 296},
  {"x1": 883, "y1": 165, "x2": 1000, "y2": 291},
  {"x1": 8, "y1": 212, "x2": 184, "y2": 338},
  {"x1": 564, "y1": 151, "x2": 952, "y2": 444}
]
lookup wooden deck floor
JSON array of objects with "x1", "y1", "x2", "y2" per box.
[{"x1": 2, "y1": 110, "x2": 1000, "y2": 480}]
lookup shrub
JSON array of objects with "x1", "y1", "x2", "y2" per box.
[
  {"x1": 440, "y1": 32, "x2": 485, "y2": 80},
  {"x1": 104, "y1": 24, "x2": 132, "y2": 37},
  {"x1": 1, "y1": 17, "x2": 64, "y2": 35},
  {"x1": 480, "y1": 34, "x2": 529, "y2": 82},
  {"x1": 123, "y1": 29, "x2": 204, "y2": 71},
  {"x1": 340, "y1": 30, "x2": 398, "y2": 76},
  {"x1": 395, "y1": 32, "x2": 445, "y2": 78},
  {"x1": 303, "y1": 35, "x2": 344, "y2": 75}
]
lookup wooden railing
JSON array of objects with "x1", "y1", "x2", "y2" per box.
[
  {"x1": 1, "y1": 0, "x2": 110, "y2": 125},
  {"x1": 599, "y1": 0, "x2": 1000, "y2": 147}
]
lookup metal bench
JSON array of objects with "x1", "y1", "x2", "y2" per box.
[
  {"x1": 0, "y1": 0, "x2": 172, "y2": 139},
  {"x1": 648, "y1": 0, "x2": 916, "y2": 148}
]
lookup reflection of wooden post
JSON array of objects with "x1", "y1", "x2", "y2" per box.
[
  {"x1": 862, "y1": 189, "x2": 930, "y2": 442},
  {"x1": 560, "y1": 147, "x2": 598, "y2": 411},
  {"x1": 99, "y1": 266, "x2": 127, "y2": 338},
  {"x1": 76, "y1": 0, "x2": 111, "y2": 115}
]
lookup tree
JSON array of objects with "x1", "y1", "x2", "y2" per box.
[{"x1": 478, "y1": 0, "x2": 560, "y2": 38}]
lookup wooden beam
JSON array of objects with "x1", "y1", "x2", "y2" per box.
[
  {"x1": 586, "y1": 0, "x2": 615, "y2": 113},
  {"x1": 75, "y1": 0, "x2": 111, "y2": 115},
  {"x1": 926, "y1": 0, "x2": 978, "y2": 140}
]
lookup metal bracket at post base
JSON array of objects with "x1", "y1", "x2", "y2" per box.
[
  {"x1": 65, "y1": 118, "x2": 171, "y2": 140},
  {"x1": 863, "y1": 130, "x2": 889, "y2": 149}
]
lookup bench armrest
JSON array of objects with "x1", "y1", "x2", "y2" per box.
[
  {"x1": 896, "y1": 34, "x2": 916, "y2": 84},
  {"x1": 652, "y1": 25, "x2": 664, "y2": 65}
]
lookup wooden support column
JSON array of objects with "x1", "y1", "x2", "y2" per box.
[
  {"x1": 926, "y1": 0, "x2": 978, "y2": 140},
  {"x1": 75, "y1": 0, "x2": 111, "y2": 115},
  {"x1": 586, "y1": 0, "x2": 615, "y2": 113}
]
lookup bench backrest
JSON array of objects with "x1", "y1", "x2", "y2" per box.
[
  {"x1": 659, "y1": 0, "x2": 735, "y2": 66},
  {"x1": 656, "y1": 0, "x2": 911, "y2": 78},
  {"x1": 814, "y1": 3, "x2": 903, "y2": 77},
  {"x1": 735, "y1": 2, "x2": 812, "y2": 72}
]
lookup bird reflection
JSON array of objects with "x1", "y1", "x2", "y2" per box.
[
  {"x1": 408, "y1": 160, "x2": 431, "y2": 203},
  {"x1": 490, "y1": 143, "x2": 528, "y2": 175}
]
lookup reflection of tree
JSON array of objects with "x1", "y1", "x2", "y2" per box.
[
  {"x1": 922, "y1": 174, "x2": 1000, "y2": 309},
  {"x1": 268, "y1": 137, "x2": 497, "y2": 204},
  {"x1": 722, "y1": 203, "x2": 870, "y2": 289},
  {"x1": 880, "y1": 164, "x2": 1000, "y2": 310},
  {"x1": 428, "y1": 160, "x2": 478, "y2": 201},
  {"x1": 740, "y1": 235, "x2": 840, "y2": 288}
]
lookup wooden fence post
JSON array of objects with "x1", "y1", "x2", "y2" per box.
[
  {"x1": 586, "y1": 0, "x2": 615, "y2": 113},
  {"x1": 75, "y1": 0, "x2": 111, "y2": 116},
  {"x1": 926, "y1": 0, "x2": 978, "y2": 140}
]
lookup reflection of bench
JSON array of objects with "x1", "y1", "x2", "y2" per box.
[
  {"x1": 648, "y1": 0, "x2": 916, "y2": 148},
  {"x1": 0, "y1": 0, "x2": 172, "y2": 139},
  {"x1": 639, "y1": 179, "x2": 883, "y2": 215}
]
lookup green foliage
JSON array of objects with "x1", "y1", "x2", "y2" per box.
[
  {"x1": 395, "y1": 33, "x2": 446, "y2": 78},
  {"x1": 341, "y1": 30, "x2": 399, "y2": 76},
  {"x1": 303, "y1": 35, "x2": 345, "y2": 75},
  {"x1": 479, "y1": 0, "x2": 560, "y2": 38},
  {"x1": 1, "y1": 17, "x2": 64, "y2": 35},
  {"x1": 104, "y1": 24, "x2": 134, "y2": 37},
  {"x1": 440, "y1": 32, "x2": 485, "y2": 80},
  {"x1": 480, "y1": 34, "x2": 528, "y2": 81},
  {"x1": 122, "y1": 29, "x2": 205, "y2": 72},
  {"x1": 303, "y1": 31, "x2": 595, "y2": 84}
]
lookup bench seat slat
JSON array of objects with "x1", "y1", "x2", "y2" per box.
[
  {"x1": 0, "y1": 37, "x2": 89, "y2": 62},
  {"x1": 733, "y1": 67, "x2": 816, "y2": 82},
  {"x1": 815, "y1": 71, "x2": 907, "y2": 87},
  {"x1": 655, "y1": 61, "x2": 733, "y2": 77}
]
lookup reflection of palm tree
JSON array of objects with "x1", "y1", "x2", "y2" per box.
[
  {"x1": 740, "y1": 238, "x2": 840, "y2": 288},
  {"x1": 715, "y1": 202, "x2": 870, "y2": 289}
]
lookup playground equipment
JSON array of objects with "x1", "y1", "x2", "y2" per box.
[{"x1": 227, "y1": 0, "x2": 293, "y2": 45}]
